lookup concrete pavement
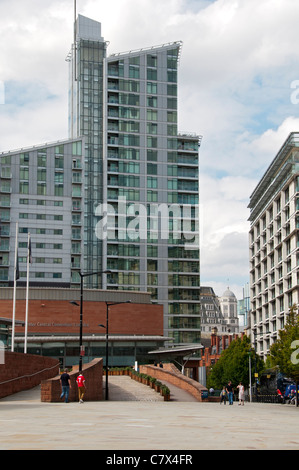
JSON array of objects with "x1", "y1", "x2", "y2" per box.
[{"x1": 0, "y1": 375, "x2": 299, "y2": 451}]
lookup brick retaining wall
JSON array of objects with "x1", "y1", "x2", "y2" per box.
[
  {"x1": 0, "y1": 351, "x2": 59, "y2": 399},
  {"x1": 41, "y1": 358, "x2": 103, "y2": 402},
  {"x1": 140, "y1": 363, "x2": 208, "y2": 401}
]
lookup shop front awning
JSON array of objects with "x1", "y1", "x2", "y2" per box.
[{"x1": 148, "y1": 344, "x2": 203, "y2": 356}]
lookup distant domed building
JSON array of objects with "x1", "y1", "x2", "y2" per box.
[
  {"x1": 219, "y1": 287, "x2": 239, "y2": 334},
  {"x1": 200, "y1": 286, "x2": 240, "y2": 339}
]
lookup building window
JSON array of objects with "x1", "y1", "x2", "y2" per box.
[
  {"x1": 20, "y1": 168, "x2": 29, "y2": 180},
  {"x1": 147, "y1": 68, "x2": 157, "y2": 81},
  {"x1": 19, "y1": 153, "x2": 29, "y2": 165},
  {"x1": 147, "y1": 55, "x2": 157, "y2": 67},
  {"x1": 147, "y1": 82, "x2": 157, "y2": 94},
  {"x1": 19, "y1": 182, "x2": 29, "y2": 194},
  {"x1": 55, "y1": 184, "x2": 64, "y2": 196},
  {"x1": 129, "y1": 65, "x2": 139, "y2": 79},
  {"x1": 147, "y1": 191, "x2": 157, "y2": 202},
  {"x1": 37, "y1": 183, "x2": 46, "y2": 195},
  {"x1": 147, "y1": 163, "x2": 157, "y2": 175},
  {"x1": 147, "y1": 177, "x2": 157, "y2": 189}
]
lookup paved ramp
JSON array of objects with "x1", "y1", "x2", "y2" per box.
[
  {"x1": 105, "y1": 375, "x2": 164, "y2": 401},
  {"x1": 0, "y1": 375, "x2": 197, "y2": 403},
  {"x1": 105, "y1": 375, "x2": 198, "y2": 402}
]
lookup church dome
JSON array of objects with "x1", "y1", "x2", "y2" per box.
[{"x1": 222, "y1": 287, "x2": 236, "y2": 299}]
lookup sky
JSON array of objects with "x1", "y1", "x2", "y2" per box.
[{"x1": 1, "y1": 0, "x2": 299, "y2": 300}]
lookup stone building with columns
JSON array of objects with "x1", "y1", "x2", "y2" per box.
[{"x1": 200, "y1": 286, "x2": 239, "y2": 338}]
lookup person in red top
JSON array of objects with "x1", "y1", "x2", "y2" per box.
[{"x1": 76, "y1": 372, "x2": 86, "y2": 403}]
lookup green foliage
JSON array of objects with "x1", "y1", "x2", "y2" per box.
[
  {"x1": 161, "y1": 385, "x2": 170, "y2": 396},
  {"x1": 207, "y1": 335, "x2": 264, "y2": 389},
  {"x1": 267, "y1": 305, "x2": 299, "y2": 382}
]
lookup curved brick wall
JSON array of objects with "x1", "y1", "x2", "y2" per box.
[
  {"x1": 140, "y1": 363, "x2": 208, "y2": 401},
  {"x1": 41, "y1": 358, "x2": 103, "y2": 402},
  {"x1": 0, "y1": 351, "x2": 59, "y2": 399}
]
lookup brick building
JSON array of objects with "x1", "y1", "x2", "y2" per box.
[
  {"x1": 199, "y1": 327, "x2": 244, "y2": 369},
  {"x1": 0, "y1": 287, "x2": 167, "y2": 369}
]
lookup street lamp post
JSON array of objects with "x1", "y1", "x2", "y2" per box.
[
  {"x1": 70, "y1": 270, "x2": 111, "y2": 371},
  {"x1": 100, "y1": 301, "x2": 131, "y2": 401},
  {"x1": 248, "y1": 349, "x2": 254, "y2": 403},
  {"x1": 251, "y1": 330, "x2": 259, "y2": 402}
]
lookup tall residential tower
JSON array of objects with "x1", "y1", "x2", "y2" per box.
[
  {"x1": 67, "y1": 15, "x2": 201, "y2": 346},
  {"x1": 248, "y1": 132, "x2": 299, "y2": 358}
]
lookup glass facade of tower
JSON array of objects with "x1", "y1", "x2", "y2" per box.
[
  {"x1": 0, "y1": 139, "x2": 84, "y2": 287},
  {"x1": 69, "y1": 15, "x2": 201, "y2": 346},
  {"x1": 68, "y1": 16, "x2": 107, "y2": 286}
]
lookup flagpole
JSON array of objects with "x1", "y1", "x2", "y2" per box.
[
  {"x1": 11, "y1": 222, "x2": 18, "y2": 352},
  {"x1": 24, "y1": 232, "x2": 30, "y2": 354}
]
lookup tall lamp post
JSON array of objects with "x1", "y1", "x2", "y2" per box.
[
  {"x1": 99, "y1": 300, "x2": 131, "y2": 400},
  {"x1": 70, "y1": 270, "x2": 111, "y2": 371},
  {"x1": 248, "y1": 348, "x2": 255, "y2": 403},
  {"x1": 251, "y1": 329, "x2": 259, "y2": 401}
]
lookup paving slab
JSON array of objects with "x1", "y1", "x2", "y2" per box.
[{"x1": 0, "y1": 377, "x2": 299, "y2": 451}]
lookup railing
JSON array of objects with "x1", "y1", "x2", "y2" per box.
[
  {"x1": 0, "y1": 362, "x2": 60, "y2": 386},
  {"x1": 250, "y1": 394, "x2": 281, "y2": 404}
]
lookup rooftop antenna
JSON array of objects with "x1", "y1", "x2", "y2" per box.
[
  {"x1": 74, "y1": 0, "x2": 76, "y2": 39},
  {"x1": 74, "y1": 0, "x2": 77, "y2": 81}
]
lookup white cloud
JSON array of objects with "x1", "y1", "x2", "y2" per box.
[
  {"x1": 199, "y1": 172, "x2": 254, "y2": 295},
  {"x1": 0, "y1": 98, "x2": 68, "y2": 152},
  {"x1": 252, "y1": 116, "x2": 299, "y2": 155},
  {"x1": 199, "y1": 114, "x2": 299, "y2": 295}
]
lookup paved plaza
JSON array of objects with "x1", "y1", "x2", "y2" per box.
[{"x1": 0, "y1": 376, "x2": 298, "y2": 451}]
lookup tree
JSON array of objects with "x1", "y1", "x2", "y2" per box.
[
  {"x1": 207, "y1": 335, "x2": 264, "y2": 390},
  {"x1": 267, "y1": 305, "x2": 299, "y2": 384}
]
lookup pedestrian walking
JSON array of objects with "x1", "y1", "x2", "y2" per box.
[
  {"x1": 237, "y1": 382, "x2": 245, "y2": 405},
  {"x1": 220, "y1": 386, "x2": 227, "y2": 404},
  {"x1": 226, "y1": 381, "x2": 234, "y2": 405},
  {"x1": 277, "y1": 388, "x2": 285, "y2": 404},
  {"x1": 60, "y1": 368, "x2": 71, "y2": 403},
  {"x1": 76, "y1": 371, "x2": 86, "y2": 403}
]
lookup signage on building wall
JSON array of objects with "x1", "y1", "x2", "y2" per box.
[{"x1": 28, "y1": 322, "x2": 89, "y2": 328}]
